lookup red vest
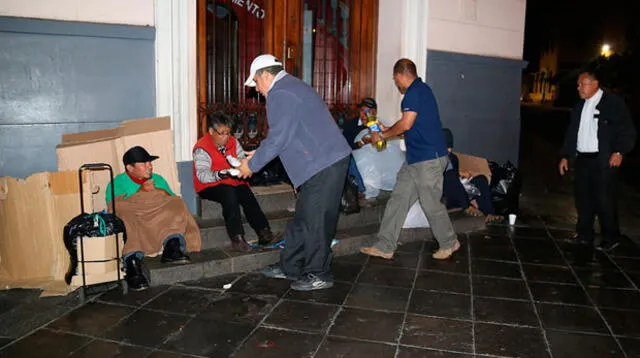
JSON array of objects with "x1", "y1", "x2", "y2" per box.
[{"x1": 193, "y1": 135, "x2": 248, "y2": 193}]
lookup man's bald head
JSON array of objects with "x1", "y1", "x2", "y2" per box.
[
  {"x1": 577, "y1": 70, "x2": 600, "y2": 100},
  {"x1": 393, "y1": 59, "x2": 417, "y2": 77},
  {"x1": 393, "y1": 58, "x2": 418, "y2": 94}
]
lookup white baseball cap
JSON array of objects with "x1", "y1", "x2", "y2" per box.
[{"x1": 244, "y1": 54, "x2": 283, "y2": 87}]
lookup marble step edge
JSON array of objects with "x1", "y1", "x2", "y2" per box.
[
  {"x1": 146, "y1": 216, "x2": 484, "y2": 286},
  {"x1": 198, "y1": 205, "x2": 385, "y2": 250}
]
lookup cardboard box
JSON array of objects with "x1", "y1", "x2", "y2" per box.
[
  {"x1": 0, "y1": 171, "x2": 91, "y2": 285},
  {"x1": 74, "y1": 234, "x2": 124, "y2": 276},
  {"x1": 456, "y1": 152, "x2": 492, "y2": 182},
  {"x1": 56, "y1": 116, "x2": 181, "y2": 211},
  {"x1": 71, "y1": 270, "x2": 123, "y2": 287}
]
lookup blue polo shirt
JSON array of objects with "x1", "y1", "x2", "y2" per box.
[{"x1": 402, "y1": 78, "x2": 447, "y2": 164}]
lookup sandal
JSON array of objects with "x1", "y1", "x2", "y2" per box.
[{"x1": 464, "y1": 206, "x2": 484, "y2": 217}]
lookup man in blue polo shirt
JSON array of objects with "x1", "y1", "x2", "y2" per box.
[{"x1": 360, "y1": 58, "x2": 459, "y2": 260}]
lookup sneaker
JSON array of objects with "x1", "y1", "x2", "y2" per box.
[
  {"x1": 596, "y1": 240, "x2": 620, "y2": 252},
  {"x1": 161, "y1": 238, "x2": 191, "y2": 264},
  {"x1": 432, "y1": 239, "x2": 461, "y2": 260},
  {"x1": 359, "y1": 246, "x2": 394, "y2": 260},
  {"x1": 124, "y1": 255, "x2": 150, "y2": 291},
  {"x1": 290, "y1": 273, "x2": 333, "y2": 291},
  {"x1": 260, "y1": 265, "x2": 287, "y2": 279}
]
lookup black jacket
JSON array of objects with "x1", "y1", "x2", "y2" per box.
[
  {"x1": 342, "y1": 116, "x2": 368, "y2": 150},
  {"x1": 561, "y1": 91, "x2": 636, "y2": 167}
]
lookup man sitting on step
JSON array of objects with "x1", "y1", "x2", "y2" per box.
[
  {"x1": 193, "y1": 113, "x2": 279, "y2": 252},
  {"x1": 107, "y1": 146, "x2": 202, "y2": 291},
  {"x1": 442, "y1": 128, "x2": 503, "y2": 224}
]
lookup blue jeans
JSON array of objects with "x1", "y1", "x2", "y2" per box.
[
  {"x1": 348, "y1": 156, "x2": 365, "y2": 193},
  {"x1": 122, "y1": 234, "x2": 186, "y2": 261}
]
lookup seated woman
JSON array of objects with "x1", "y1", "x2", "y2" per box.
[{"x1": 442, "y1": 129, "x2": 503, "y2": 224}]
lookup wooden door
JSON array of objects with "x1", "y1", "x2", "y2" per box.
[{"x1": 197, "y1": 0, "x2": 378, "y2": 142}]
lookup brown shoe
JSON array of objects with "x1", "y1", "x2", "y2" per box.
[
  {"x1": 257, "y1": 228, "x2": 283, "y2": 246},
  {"x1": 230, "y1": 234, "x2": 252, "y2": 252},
  {"x1": 432, "y1": 239, "x2": 461, "y2": 260},
  {"x1": 360, "y1": 246, "x2": 394, "y2": 260}
]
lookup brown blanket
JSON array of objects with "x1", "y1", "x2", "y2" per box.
[{"x1": 113, "y1": 190, "x2": 202, "y2": 256}]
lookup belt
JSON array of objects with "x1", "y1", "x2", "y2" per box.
[{"x1": 577, "y1": 152, "x2": 599, "y2": 158}]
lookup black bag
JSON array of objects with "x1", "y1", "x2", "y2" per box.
[
  {"x1": 249, "y1": 157, "x2": 291, "y2": 186},
  {"x1": 340, "y1": 174, "x2": 361, "y2": 215},
  {"x1": 63, "y1": 212, "x2": 127, "y2": 284},
  {"x1": 489, "y1": 161, "x2": 522, "y2": 215}
]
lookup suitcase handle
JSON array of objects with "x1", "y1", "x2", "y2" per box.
[{"x1": 78, "y1": 163, "x2": 115, "y2": 215}]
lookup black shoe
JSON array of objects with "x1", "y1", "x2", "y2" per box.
[
  {"x1": 161, "y1": 237, "x2": 191, "y2": 264},
  {"x1": 290, "y1": 273, "x2": 333, "y2": 291},
  {"x1": 596, "y1": 240, "x2": 620, "y2": 252},
  {"x1": 260, "y1": 264, "x2": 288, "y2": 279},
  {"x1": 124, "y1": 255, "x2": 149, "y2": 291},
  {"x1": 568, "y1": 234, "x2": 592, "y2": 246},
  {"x1": 230, "y1": 234, "x2": 252, "y2": 252}
]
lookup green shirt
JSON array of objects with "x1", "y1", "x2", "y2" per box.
[{"x1": 106, "y1": 172, "x2": 176, "y2": 203}]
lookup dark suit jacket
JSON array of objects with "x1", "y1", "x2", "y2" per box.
[
  {"x1": 561, "y1": 91, "x2": 636, "y2": 167},
  {"x1": 342, "y1": 116, "x2": 368, "y2": 150}
]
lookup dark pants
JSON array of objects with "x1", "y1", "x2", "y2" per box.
[
  {"x1": 348, "y1": 155, "x2": 366, "y2": 193},
  {"x1": 470, "y1": 176, "x2": 495, "y2": 215},
  {"x1": 443, "y1": 172, "x2": 495, "y2": 215},
  {"x1": 574, "y1": 153, "x2": 620, "y2": 244},
  {"x1": 443, "y1": 170, "x2": 469, "y2": 209},
  {"x1": 280, "y1": 156, "x2": 349, "y2": 281},
  {"x1": 198, "y1": 184, "x2": 270, "y2": 238}
]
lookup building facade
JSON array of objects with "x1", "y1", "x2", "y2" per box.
[{"x1": 0, "y1": 0, "x2": 526, "y2": 178}]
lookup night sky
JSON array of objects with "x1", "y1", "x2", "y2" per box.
[{"x1": 523, "y1": 0, "x2": 638, "y2": 70}]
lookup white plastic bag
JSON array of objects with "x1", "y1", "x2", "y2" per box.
[
  {"x1": 460, "y1": 177, "x2": 481, "y2": 198},
  {"x1": 352, "y1": 129, "x2": 405, "y2": 199},
  {"x1": 403, "y1": 200, "x2": 430, "y2": 228}
]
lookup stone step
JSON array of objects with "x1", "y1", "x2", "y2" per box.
[
  {"x1": 198, "y1": 203, "x2": 386, "y2": 250},
  {"x1": 145, "y1": 215, "x2": 485, "y2": 286},
  {"x1": 199, "y1": 183, "x2": 295, "y2": 221}
]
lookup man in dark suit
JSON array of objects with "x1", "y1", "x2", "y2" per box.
[{"x1": 559, "y1": 70, "x2": 636, "y2": 252}]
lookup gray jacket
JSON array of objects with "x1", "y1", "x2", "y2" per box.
[{"x1": 248, "y1": 74, "x2": 351, "y2": 188}]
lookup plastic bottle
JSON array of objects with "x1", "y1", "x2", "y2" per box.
[{"x1": 365, "y1": 109, "x2": 387, "y2": 151}]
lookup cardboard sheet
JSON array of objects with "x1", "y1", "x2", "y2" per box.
[
  {"x1": 455, "y1": 152, "x2": 492, "y2": 182},
  {"x1": 0, "y1": 171, "x2": 91, "y2": 294},
  {"x1": 56, "y1": 116, "x2": 181, "y2": 211}
]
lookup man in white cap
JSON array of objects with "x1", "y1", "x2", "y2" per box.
[{"x1": 237, "y1": 54, "x2": 351, "y2": 291}]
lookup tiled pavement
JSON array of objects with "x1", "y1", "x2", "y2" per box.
[{"x1": 2, "y1": 226, "x2": 640, "y2": 357}]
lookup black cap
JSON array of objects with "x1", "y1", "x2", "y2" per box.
[
  {"x1": 123, "y1": 146, "x2": 159, "y2": 166},
  {"x1": 358, "y1": 97, "x2": 377, "y2": 110}
]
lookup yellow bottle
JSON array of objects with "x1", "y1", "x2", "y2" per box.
[{"x1": 365, "y1": 109, "x2": 387, "y2": 151}]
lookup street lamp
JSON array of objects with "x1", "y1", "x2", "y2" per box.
[{"x1": 601, "y1": 44, "x2": 612, "y2": 58}]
